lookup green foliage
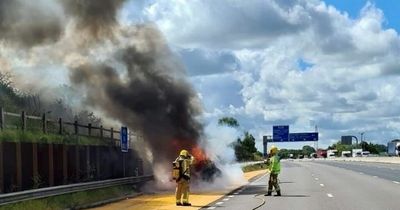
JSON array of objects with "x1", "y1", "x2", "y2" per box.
[
  {"x1": 234, "y1": 132, "x2": 259, "y2": 161},
  {"x1": 218, "y1": 117, "x2": 239, "y2": 127},
  {"x1": 0, "y1": 186, "x2": 136, "y2": 210},
  {"x1": 242, "y1": 162, "x2": 268, "y2": 173},
  {"x1": 360, "y1": 141, "x2": 387, "y2": 154},
  {"x1": 302, "y1": 145, "x2": 316, "y2": 156},
  {"x1": 0, "y1": 129, "x2": 107, "y2": 145}
]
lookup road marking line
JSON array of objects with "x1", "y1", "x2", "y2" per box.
[
  {"x1": 223, "y1": 198, "x2": 230, "y2": 201},
  {"x1": 327, "y1": 193, "x2": 334, "y2": 198},
  {"x1": 311, "y1": 174, "x2": 314, "y2": 176},
  {"x1": 228, "y1": 195, "x2": 235, "y2": 198},
  {"x1": 233, "y1": 192, "x2": 239, "y2": 195},
  {"x1": 393, "y1": 181, "x2": 400, "y2": 184},
  {"x1": 320, "y1": 184, "x2": 325, "y2": 187},
  {"x1": 207, "y1": 207, "x2": 216, "y2": 209},
  {"x1": 359, "y1": 172, "x2": 364, "y2": 174},
  {"x1": 216, "y1": 202, "x2": 224, "y2": 205},
  {"x1": 373, "y1": 176, "x2": 378, "y2": 178},
  {"x1": 315, "y1": 178, "x2": 319, "y2": 181}
]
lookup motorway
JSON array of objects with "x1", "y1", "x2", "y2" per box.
[{"x1": 202, "y1": 160, "x2": 400, "y2": 210}]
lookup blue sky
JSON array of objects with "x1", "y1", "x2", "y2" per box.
[{"x1": 325, "y1": 0, "x2": 400, "y2": 30}]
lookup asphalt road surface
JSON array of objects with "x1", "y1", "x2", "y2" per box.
[{"x1": 202, "y1": 160, "x2": 400, "y2": 210}]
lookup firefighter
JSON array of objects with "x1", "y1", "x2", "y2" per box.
[
  {"x1": 265, "y1": 145, "x2": 281, "y2": 196},
  {"x1": 174, "y1": 149, "x2": 194, "y2": 206}
]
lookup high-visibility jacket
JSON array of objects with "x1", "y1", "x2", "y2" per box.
[{"x1": 268, "y1": 155, "x2": 281, "y2": 174}]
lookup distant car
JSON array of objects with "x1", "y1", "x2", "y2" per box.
[
  {"x1": 310, "y1": 153, "x2": 318, "y2": 158},
  {"x1": 362, "y1": 151, "x2": 370, "y2": 157},
  {"x1": 298, "y1": 155, "x2": 304, "y2": 159}
]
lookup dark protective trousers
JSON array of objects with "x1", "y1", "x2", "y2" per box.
[
  {"x1": 268, "y1": 173, "x2": 280, "y2": 193},
  {"x1": 176, "y1": 179, "x2": 190, "y2": 203}
]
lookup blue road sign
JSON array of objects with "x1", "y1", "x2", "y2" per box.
[
  {"x1": 273, "y1": 125, "x2": 289, "y2": 142},
  {"x1": 121, "y1": 126, "x2": 129, "y2": 152},
  {"x1": 288, "y1": 132, "x2": 318, "y2": 142}
]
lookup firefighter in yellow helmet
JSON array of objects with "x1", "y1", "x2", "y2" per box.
[
  {"x1": 173, "y1": 149, "x2": 195, "y2": 206},
  {"x1": 265, "y1": 145, "x2": 281, "y2": 196}
]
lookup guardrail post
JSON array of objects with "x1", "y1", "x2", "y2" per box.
[
  {"x1": 74, "y1": 121, "x2": 78, "y2": 135},
  {"x1": 0, "y1": 107, "x2": 4, "y2": 131},
  {"x1": 88, "y1": 123, "x2": 92, "y2": 136},
  {"x1": 16, "y1": 142, "x2": 22, "y2": 190},
  {"x1": 21, "y1": 111, "x2": 26, "y2": 131},
  {"x1": 58, "y1": 118, "x2": 63, "y2": 135},
  {"x1": 110, "y1": 127, "x2": 114, "y2": 141},
  {"x1": 48, "y1": 144, "x2": 54, "y2": 187},
  {"x1": 0, "y1": 142, "x2": 3, "y2": 193},
  {"x1": 42, "y1": 113, "x2": 47, "y2": 134},
  {"x1": 63, "y1": 145, "x2": 68, "y2": 185},
  {"x1": 32, "y1": 143, "x2": 38, "y2": 189},
  {"x1": 100, "y1": 126, "x2": 103, "y2": 139}
]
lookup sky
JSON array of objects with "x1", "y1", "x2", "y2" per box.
[{"x1": 117, "y1": 0, "x2": 400, "y2": 151}]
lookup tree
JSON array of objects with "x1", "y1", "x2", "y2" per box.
[
  {"x1": 232, "y1": 132, "x2": 260, "y2": 161},
  {"x1": 302, "y1": 145, "x2": 316, "y2": 156},
  {"x1": 218, "y1": 117, "x2": 239, "y2": 128}
]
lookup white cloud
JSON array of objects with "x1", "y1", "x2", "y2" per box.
[{"x1": 130, "y1": 0, "x2": 400, "y2": 147}]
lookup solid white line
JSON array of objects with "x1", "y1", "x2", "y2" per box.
[
  {"x1": 327, "y1": 193, "x2": 334, "y2": 198},
  {"x1": 216, "y1": 202, "x2": 224, "y2": 205},
  {"x1": 207, "y1": 207, "x2": 216, "y2": 210},
  {"x1": 223, "y1": 198, "x2": 230, "y2": 201},
  {"x1": 393, "y1": 181, "x2": 400, "y2": 184},
  {"x1": 320, "y1": 184, "x2": 325, "y2": 187}
]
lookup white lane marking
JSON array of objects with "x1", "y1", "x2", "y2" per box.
[
  {"x1": 311, "y1": 174, "x2": 315, "y2": 176},
  {"x1": 216, "y1": 202, "x2": 224, "y2": 205},
  {"x1": 373, "y1": 176, "x2": 378, "y2": 178},
  {"x1": 207, "y1": 207, "x2": 216, "y2": 210},
  {"x1": 327, "y1": 193, "x2": 334, "y2": 198},
  {"x1": 233, "y1": 192, "x2": 239, "y2": 195},
  {"x1": 314, "y1": 178, "x2": 319, "y2": 181},
  {"x1": 393, "y1": 181, "x2": 400, "y2": 184},
  {"x1": 228, "y1": 195, "x2": 235, "y2": 198},
  {"x1": 223, "y1": 198, "x2": 230, "y2": 201},
  {"x1": 359, "y1": 172, "x2": 364, "y2": 174},
  {"x1": 320, "y1": 184, "x2": 325, "y2": 187}
]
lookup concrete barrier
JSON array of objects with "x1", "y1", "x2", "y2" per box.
[{"x1": 325, "y1": 157, "x2": 400, "y2": 164}]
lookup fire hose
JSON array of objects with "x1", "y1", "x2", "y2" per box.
[{"x1": 252, "y1": 194, "x2": 266, "y2": 210}]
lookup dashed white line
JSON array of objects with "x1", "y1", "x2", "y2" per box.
[
  {"x1": 223, "y1": 198, "x2": 230, "y2": 201},
  {"x1": 314, "y1": 178, "x2": 319, "y2": 181},
  {"x1": 228, "y1": 195, "x2": 235, "y2": 198},
  {"x1": 393, "y1": 181, "x2": 400, "y2": 184},
  {"x1": 233, "y1": 192, "x2": 239, "y2": 195},
  {"x1": 216, "y1": 202, "x2": 224, "y2": 205},
  {"x1": 327, "y1": 193, "x2": 334, "y2": 198},
  {"x1": 373, "y1": 176, "x2": 378, "y2": 178},
  {"x1": 359, "y1": 172, "x2": 364, "y2": 174},
  {"x1": 207, "y1": 207, "x2": 216, "y2": 210},
  {"x1": 320, "y1": 184, "x2": 325, "y2": 187}
]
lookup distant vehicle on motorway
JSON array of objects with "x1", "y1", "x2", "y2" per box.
[
  {"x1": 387, "y1": 140, "x2": 400, "y2": 156},
  {"x1": 310, "y1": 153, "x2": 318, "y2": 158},
  {"x1": 341, "y1": 151, "x2": 351, "y2": 157},
  {"x1": 327, "y1": 149, "x2": 338, "y2": 158},
  {"x1": 352, "y1": 149, "x2": 363, "y2": 157},
  {"x1": 362, "y1": 151, "x2": 370, "y2": 157}
]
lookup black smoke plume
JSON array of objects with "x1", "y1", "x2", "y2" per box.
[
  {"x1": 0, "y1": 0, "x2": 64, "y2": 47},
  {"x1": 70, "y1": 25, "x2": 203, "y2": 164}
]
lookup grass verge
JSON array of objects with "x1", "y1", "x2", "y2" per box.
[
  {"x1": 0, "y1": 185, "x2": 137, "y2": 210},
  {"x1": 242, "y1": 163, "x2": 268, "y2": 173},
  {"x1": 0, "y1": 129, "x2": 108, "y2": 146}
]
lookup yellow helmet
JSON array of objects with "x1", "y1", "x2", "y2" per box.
[
  {"x1": 180, "y1": 149, "x2": 189, "y2": 157},
  {"x1": 269, "y1": 146, "x2": 278, "y2": 153}
]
